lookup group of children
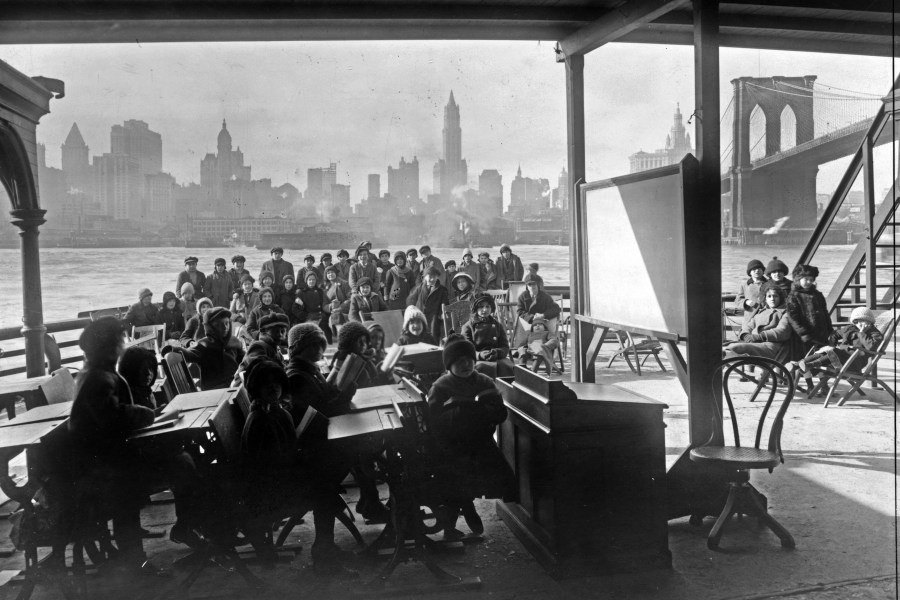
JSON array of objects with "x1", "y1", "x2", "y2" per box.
[{"x1": 728, "y1": 257, "x2": 884, "y2": 386}]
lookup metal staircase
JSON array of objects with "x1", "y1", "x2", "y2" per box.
[{"x1": 796, "y1": 75, "x2": 900, "y2": 325}]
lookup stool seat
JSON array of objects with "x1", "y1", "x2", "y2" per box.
[{"x1": 690, "y1": 446, "x2": 780, "y2": 470}]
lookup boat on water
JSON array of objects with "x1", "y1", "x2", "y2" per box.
[{"x1": 257, "y1": 223, "x2": 368, "y2": 251}]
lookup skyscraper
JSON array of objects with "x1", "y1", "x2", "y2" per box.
[
  {"x1": 628, "y1": 104, "x2": 695, "y2": 173},
  {"x1": 367, "y1": 174, "x2": 380, "y2": 200},
  {"x1": 110, "y1": 119, "x2": 162, "y2": 178},
  {"x1": 388, "y1": 156, "x2": 419, "y2": 214},
  {"x1": 60, "y1": 122, "x2": 93, "y2": 196},
  {"x1": 200, "y1": 119, "x2": 252, "y2": 216},
  {"x1": 478, "y1": 169, "x2": 503, "y2": 217},
  {"x1": 432, "y1": 91, "x2": 468, "y2": 201}
]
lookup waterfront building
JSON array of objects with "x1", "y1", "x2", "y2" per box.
[
  {"x1": 432, "y1": 91, "x2": 467, "y2": 202},
  {"x1": 628, "y1": 104, "x2": 695, "y2": 173},
  {"x1": 367, "y1": 173, "x2": 380, "y2": 200},
  {"x1": 507, "y1": 165, "x2": 550, "y2": 216},
  {"x1": 387, "y1": 156, "x2": 419, "y2": 214},
  {"x1": 200, "y1": 119, "x2": 252, "y2": 217},
  {"x1": 189, "y1": 216, "x2": 296, "y2": 245}
]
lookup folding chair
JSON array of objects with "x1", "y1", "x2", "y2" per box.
[
  {"x1": 38, "y1": 368, "x2": 75, "y2": 405},
  {"x1": 511, "y1": 316, "x2": 564, "y2": 374},
  {"x1": 606, "y1": 330, "x2": 666, "y2": 376},
  {"x1": 163, "y1": 352, "x2": 198, "y2": 395},
  {"x1": 132, "y1": 324, "x2": 166, "y2": 352},
  {"x1": 442, "y1": 301, "x2": 473, "y2": 337}
]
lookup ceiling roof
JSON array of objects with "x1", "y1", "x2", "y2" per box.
[{"x1": 1, "y1": 1, "x2": 896, "y2": 57}]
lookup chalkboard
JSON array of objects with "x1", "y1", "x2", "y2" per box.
[{"x1": 579, "y1": 159, "x2": 696, "y2": 338}]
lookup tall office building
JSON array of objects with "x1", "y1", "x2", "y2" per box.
[
  {"x1": 477, "y1": 169, "x2": 503, "y2": 217},
  {"x1": 200, "y1": 119, "x2": 252, "y2": 216},
  {"x1": 60, "y1": 122, "x2": 94, "y2": 197},
  {"x1": 508, "y1": 165, "x2": 550, "y2": 216},
  {"x1": 94, "y1": 152, "x2": 141, "y2": 220},
  {"x1": 367, "y1": 174, "x2": 381, "y2": 200},
  {"x1": 110, "y1": 119, "x2": 162, "y2": 178},
  {"x1": 628, "y1": 104, "x2": 695, "y2": 173},
  {"x1": 555, "y1": 167, "x2": 569, "y2": 210},
  {"x1": 388, "y1": 156, "x2": 419, "y2": 213},
  {"x1": 432, "y1": 91, "x2": 468, "y2": 201}
]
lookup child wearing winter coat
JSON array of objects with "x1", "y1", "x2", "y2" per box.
[
  {"x1": 278, "y1": 275, "x2": 301, "y2": 324},
  {"x1": 322, "y1": 266, "x2": 349, "y2": 344},
  {"x1": 230, "y1": 274, "x2": 259, "y2": 325},
  {"x1": 515, "y1": 317, "x2": 560, "y2": 375},
  {"x1": 396, "y1": 306, "x2": 438, "y2": 346},
  {"x1": 724, "y1": 286, "x2": 793, "y2": 361},
  {"x1": 791, "y1": 307, "x2": 884, "y2": 378},
  {"x1": 786, "y1": 264, "x2": 837, "y2": 355},
  {"x1": 427, "y1": 335, "x2": 517, "y2": 538},
  {"x1": 349, "y1": 277, "x2": 388, "y2": 322},
  {"x1": 383, "y1": 251, "x2": 415, "y2": 311},
  {"x1": 450, "y1": 272, "x2": 477, "y2": 304},
  {"x1": 406, "y1": 267, "x2": 450, "y2": 342},
  {"x1": 736, "y1": 258, "x2": 768, "y2": 326},
  {"x1": 158, "y1": 291, "x2": 185, "y2": 340},
  {"x1": 180, "y1": 282, "x2": 198, "y2": 322},
  {"x1": 460, "y1": 294, "x2": 513, "y2": 378},
  {"x1": 180, "y1": 297, "x2": 214, "y2": 347}
]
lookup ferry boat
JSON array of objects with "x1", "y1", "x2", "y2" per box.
[{"x1": 257, "y1": 223, "x2": 368, "y2": 251}]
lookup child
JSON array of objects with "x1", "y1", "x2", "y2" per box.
[
  {"x1": 298, "y1": 254, "x2": 318, "y2": 290},
  {"x1": 461, "y1": 294, "x2": 513, "y2": 378},
  {"x1": 444, "y1": 260, "x2": 458, "y2": 278},
  {"x1": 427, "y1": 335, "x2": 516, "y2": 538},
  {"x1": 173, "y1": 307, "x2": 245, "y2": 390},
  {"x1": 240, "y1": 358, "x2": 351, "y2": 574},
  {"x1": 406, "y1": 248, "x2": 420, "y2": 282},
  {"x1": 406, "y1": 267, "x2": 450, "y2": 342},
  {"x1": 158, "y1": 291, "x2": 185, "y2": 340},
  {"x1": 296, "y1": 271, "x2": 329, "y2": 332},
  {"x1": 316, "y1": 252, "x2": 333, "y2": 282},
  {"x1": 526, "y1": 262, "x2": 539, "y2": 280},
  {"x1": 450, "y1": 272, "x2": 477, "y2": 304},
  {"x1": 322, "y1": 266, "x2": 349, "y2": 343},
  {"x1": 230, "y1": 274, "x2": 259, "y2": 327},
  {"x1": 759, "y1": 256, "x2": 792, "y2": 299},
  {"x1": 228, "y1": 255, "x2": 250, "y2": 290},
  {"x1": 207, "y1": 257, "x2": 234, "y2": 308},
  {"x1": 791, "y1": 307, "x2": 884, "y2": 379},
  {"x1": 326, "y1": 321, "x2": 378, "y2": 390},
  {"x1": 786, "y1": 264, "x2": 836, "y2": 354},
  {"x1": 724, "y1": 286, "x2": 792, "y2": 361},
  {"x1": 458, "y1": 251, "x2": 481, "y2": 290},
  {"x1": 479, "y1": 256, "x2": 499, "y2": 291},
  {"x1": 516, "y1": 273, "x2": 561, "y2": 324},
  {"x1": 180, "y1": 297, "x2": 214, "y2": 347},
  {"x1": 245, "y1": 287, "x2": 286, "y2": 342},
  {"x1": 277, "y1": 275, "x2": 299, "y2": 323},
  {"x1": 335, "y1": 249, "x2": 352, "y2": 282},
  {"x1": 736, "y1": 259, "x2": 768, "y2": 326},
  {"x1": 118, "y1": 346, "x2": 159, "y2": 410},
  {"x1": 397, "y1": 306, "x2": 438, "y2": 346},
  {"x1": 349, "y1": 277, "x2": 387, "y2": 322},
  {"x1": 124, "y1": 287, "x2": 161, "y2": 330},
  {"x1": 383, "y1": 251, "x2": 415, "y2": 312},
  {"x1": 234, "y1": 313, "x2": 290, "y2": 387},
  {"x1": 181, "y1": 282, "x2": 198, "y2": 322},
  {"x1": 377, "y1": 250, "x2": 393, "y2": 288},
  {"x1": 515, "y1": 317, "x2": 560, "y2": 375}
]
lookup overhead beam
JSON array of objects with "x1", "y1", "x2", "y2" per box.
[
  {"x1": 652, "y1": 10, "x2": 894, "y2": 37},
  {"x1": 722, "y1": 0, "x2": 894, "y2": 13},
  {"x1": 558, "y1": 0, "x2": 689, "y2": 57}
]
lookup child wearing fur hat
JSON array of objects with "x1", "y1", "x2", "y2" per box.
[
  {"x1": 397, "y1": 306, "x2": 438, "y2": 346},
  {"x1": 789, "y1": 307, "x2": 883, "y2": 379},
  {"x1": 427, "y1": 335, "x2": 517, "y2": 538},
  {"x1": 124, "y1": 288, "x2": 161, "y2": 329},
  {"x1": 180, "y1": 282, "x2": 199, "y2": 322},
  {"x1": 786, "y1": 264, "x2": 837, "y2": 355},
  {"x1": 759, "y1": 256, "x2": 792, "y2": 300},
  {"x1": 229, "y1": 275, "x2": 259, "y2": 325},
  {"x1": 207, "y1": 258, "x2": 234, "y2": 308},
  {"x1": 383, "y1": 251, "x2": 415, "y2": 311},
  {"x1": 736, "y1": 259, "x2": 768, "y2": 325},
  {"x1": 244, "y1": 287, "x2": 286, "y2": 343},
  {"x1": 158, "y1": 291, "x2": 185, "y2": 340},
  {"x1": 515, "y1": 317, "x2": 560, "y2": 375},
  {"x1": 461, "y1": 294, "x2": 513, "y2": 378},
  {"x1": 180, "y1": 297, "x2": 214, "y2": 347},
  {"x1": 406, "y1": 267, "x2": 450, "y2": 342},
  {"x1": 349, "y1": 277, "x2": 388, "y2": 322},
  {"x1": 451, "y1": 272, "x2": 477, "y2": 304},
  {"x1": 326, "y1": 320, "x2": 379, "y2": 390},
  {"x1": 170, "y1": 307, "x2": 244, "y2": 390}
]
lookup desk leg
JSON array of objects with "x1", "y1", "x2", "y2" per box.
[{"x1": 579, "y1": 324, "x2": 606, "y2": 383}]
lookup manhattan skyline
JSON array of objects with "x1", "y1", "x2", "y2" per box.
[{"x1": 0, "y1": 41, "x2": 893, "y2": 206}]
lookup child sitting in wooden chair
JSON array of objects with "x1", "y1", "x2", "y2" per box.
[{"x1": 515, "y1": 317, "x2": 560, "y2": 375}]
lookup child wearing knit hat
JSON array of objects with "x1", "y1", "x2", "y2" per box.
[
  {"x1": 397, "y1": 306, "x2": 437, "y2": 346},
  {"x1": 427, "y1": 334, "x2": 516, "y2": 539},
  {"x1": 789, "y1": 306, "x2": 883, "y2": 380},
  {"x1": 736, "y1": 258, "x2": 768, "y2": 325},
  {"x1": 124, "y1": 287, "x2": 161, "y2": 329}
]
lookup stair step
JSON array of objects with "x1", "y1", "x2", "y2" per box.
[
  {"x1": 845, "y1": 283, "x2": 899, "y2": 289},
  {"x1": 833, "y1": 301, "x2": 897, "y2": 308}
]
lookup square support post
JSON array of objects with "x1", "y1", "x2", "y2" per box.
[
  {"x1": 565, "y1": 53, "x2": 588, "y2": 382},
  {"x1": 686, "y1": 0, "x2": 723, "y2": 445}
]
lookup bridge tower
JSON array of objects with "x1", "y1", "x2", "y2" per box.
[{"x1": 725, "y1": 75, "x2": 819, "y2": 242}]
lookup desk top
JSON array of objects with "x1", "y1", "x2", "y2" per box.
[
  {"x1": 348, "y1": 384, "x2": 417, "y2": 412},
  {"x1": 164, "y1": 388, "x2": 237, "y2": 413},
  {"x1": 128, "y1": 406, "x2": 217, "y2": 441},
  {"x1": 0, "y1": 375, "x2": 52, "y2": 397},
  {"x1": 0, "y1": 401, "x2": 72, "y2": 427},
  {"x1": 565, "y1": 383, "x2": 668, "y2": 408},
  {"x1": 328, "y1": 408, "x2": 403, "y2": 441},
  {"x1": 0, "y1": 419, "x2": 66, "y2": 451}
]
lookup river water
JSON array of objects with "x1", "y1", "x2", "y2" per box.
[{"x1": 0, "y1": 244, "x2": 857, "y2": 327}]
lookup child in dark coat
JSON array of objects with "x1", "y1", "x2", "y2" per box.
[
  {"x1": 406, "y1": 266, "x2": 450, "y2": 342},
  {"x1": 427, "y1": 335, "x2": 517, "y2": 538},
  {"x1": 791, "y1": 307, "x2": 884, "y2": 378},
  {"x1": 158, "y1": 291, "x2": 185, "y2": 340},
  {"x1": 172, "y1": 307, "x2": 245, "y2": 390},
  {"x1": 118, "y1": 346, "x2": 159, "y2": 409},
  {"x1": 759, "y1": 256, "x2": 792, "y2": 299},
  {"x1": 515, "y1": 317, "x2": 560, "y2": 375},
  {"x1": 461, "y1": 293, "x2": 513, "y2": 378},
  {"x1": 277, "y1": 274, "x2": 302, "y2": 324},
  {"x1": 349, "y1": 276, "x2": 388, "y2": 322},
  {"x1": 124, "y1": 287, "x2": 161, "y2": 329},
  {"x1": 786, "y1": 264, "x2": 837, "y2": 354}
]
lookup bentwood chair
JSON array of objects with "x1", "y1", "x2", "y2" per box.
[
  {"x1": 689, "y1": 356, "x2": 796, "y2": 551},
  {"x1": 441, "y1": 301, "x2": 473, "y2": 337}
]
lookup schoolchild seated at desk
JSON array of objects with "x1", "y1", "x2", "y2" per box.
[
  {"x1": 69, "y1": 317, "x2": 201, "y2": 574},
  {"x1": 364, "y1": 321, "x2": 393, "y2": 387},
  {"x1": 427, "y1": 335, "x2": 517, "y2": 539},
  {"x1": 231, "y1": 313, "x2": 289, "y2": 386},
  {"x1": 396, "y1": 305, "x2": 438, "y2": 346},
  {"x1": 239, "y1": 358, "x2": 353, "y2": 574},
  {"x1": 167, "y1": 307, "x2": 244, "y2": 390},
  {"x1": 461, "y1": 293, "x2": 514, "y2": 378},
  {"x1": 118, "y1": 346, "x2": 161, "y2": 410}
]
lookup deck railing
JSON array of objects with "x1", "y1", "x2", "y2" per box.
[{"x1": 0, "y1": 318, "x2": 91, "y2": 378}]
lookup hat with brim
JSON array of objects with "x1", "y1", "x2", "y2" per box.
[
  {"x1": 259, "y1": 313, "x2": 290, "y2": 331},
  {"x1": 184, "y1": 256, "x2": 198, "y2": 265}
]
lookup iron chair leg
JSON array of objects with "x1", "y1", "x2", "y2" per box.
[{"x1": 708, "y1": 482, "x2": 795, "y2": 551}]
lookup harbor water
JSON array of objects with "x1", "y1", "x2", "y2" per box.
[{"x1": 0, "y1": 244, "x2": 857, "y2": 327}]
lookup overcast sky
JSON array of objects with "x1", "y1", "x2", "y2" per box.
[{"x1": 0, "y1": 41, "x2": 893, "y2": 206}]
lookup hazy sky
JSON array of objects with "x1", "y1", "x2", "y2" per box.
[{"x1": 0, "y1": 41, "x2": 893, "y2": 205}]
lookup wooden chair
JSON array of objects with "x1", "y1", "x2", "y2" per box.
[
  {"x1": 38, "y1": 368, "x2": 75, "y2": 405},
  {"x1": 442, "y1": 301, "x2": 473, "y2": 337},
  {"x1": 806, "y1": 311, "x2": 898, "y2": 407},
  {"x1": 689, "y1": 356, "x2": 796, "y2": 551},
  {"x1": 505, "y1": 281, "x2": 526, "y2": 303},
  {"x1": 370, "y1": 309, "x2": 404, "y2": 347},
  {"x1": 606, "y1": 330, "x2": 666, "y2": 376},
  {"x1": 132, "y1": 324, "x2": 166, "y2": 352},
  {"x1": 163, "y1": 352, "x2": 198, "y2": 395}
]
